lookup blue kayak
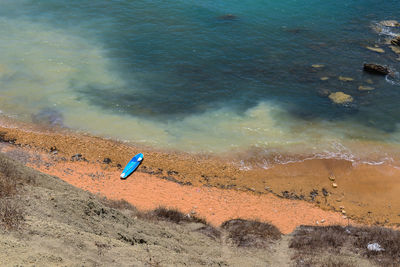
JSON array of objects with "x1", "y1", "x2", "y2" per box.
[{"x1": 120, "y1": 153, "x2": 143, "y2": 179}]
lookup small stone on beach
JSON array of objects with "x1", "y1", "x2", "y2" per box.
[{"x1": 332, "y1": 183, "x2": 338, "y2": 188}]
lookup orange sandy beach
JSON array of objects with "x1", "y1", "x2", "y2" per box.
[{"x1": 0, "y1": 118, "x2": 399, "y2": 233}]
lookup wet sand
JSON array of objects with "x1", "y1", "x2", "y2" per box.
[{"x1": 0, "y1": 117, "x2": 399, "y2": 231}]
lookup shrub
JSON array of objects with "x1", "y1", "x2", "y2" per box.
[
  {"x1": 100, "y1": 197, "x2": 138, "y2": 213},
  {"x1": 221, "y1": 219, "x2": 282, "y2": 248},
  {"x1": 150, "y1": 207, "x2": 207, "y2": 225},
  {"x1": 0, "y1": 197, "x2": 23, "y2": 230},
  {"x1": 0, "y1": 163, "x2": 24, "y2": 230},
  {"x1": 290, "y1": 225, "x2": 348, "y2": 252},
  {"x1": 0, "y1": 173, "x2": 16, "y2": 198}
]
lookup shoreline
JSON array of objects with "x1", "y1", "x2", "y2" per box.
[{"x1": 0, "y1": 116, "x2": 399, "y2": 230}]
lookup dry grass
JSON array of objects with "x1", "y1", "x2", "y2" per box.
[
  {"x1": 290, "y1": 225, "x2": 400, "y2": 266},
  {"x1": 100, "y1": 200, "x2": 221, "y2": 239},
  {"x1": 290, "y1": 225, "x2": 347, "y2": 252},
  {"x1": 351, "y1": 226, "x2": 400, "y2": 266},
  {"x1": 0, "y1": 172, "x2": 23, "y2": 230},
  {"x1": 0, "y1": 198, "x2": 23, "y2": 230},
  {"x1": 292, "y1": 254, "x2": 356, "y2": 267},
  {"x1": 100, "y1": 197, "x2": 138, "y2": 213},
  {"x1": 221, "y1": 219, "x2": 282, "y2": 248},
  {"x1": 147, "y1": 207, "x2": 208, "y2": 225}
]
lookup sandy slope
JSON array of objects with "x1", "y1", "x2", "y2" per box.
[{"x1": 0, "y1": 153, "x2": 279, "y2": 266}]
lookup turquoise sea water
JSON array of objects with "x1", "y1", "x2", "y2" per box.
[{"x1": 0, "y1": 0, "x2": 400, "y2": 166}]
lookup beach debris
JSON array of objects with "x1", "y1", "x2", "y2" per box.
[
  {"x1": 332, "y1": 183, "x2": 338, "y2": 188},
  {"x1": 390, "y1": 45, "x2": 400, "y2": 54},
  {"x1": 328, "y1": 92, "x2": 353, "y2": 104},
  {"x1": 367, "y1": 243, "x2": 385, "y2": 252},
  {"x1": 366, "y1": 46, "x2": 385, "y2": 53},
  {"x1": 338, "y1": 76, "x2": 354, "y2": 82},
  {"x1": 321, "y1": 219, "x2": 326, "y2": 223},
  {"x1": 312, "y1": 64, "x2": 324, "y2": 68},
  {"x1": 103, "y1": 158, "x2": 112, "y2": 164},
  {"x1": 328, "y1": 175, "x2": 335, "y2": 181},
  {"x1": 341, "y1": 210, "x2": 346, "y2": 215},
  {"x1": 379, "y1": 20, "x2": 400, "y2": 27},
  {"x1": 363, "y1": 63, "x2": 390, "y2": 75},
  {"x1": 391, "y1": 36, "x2": 400, "y2": 46},
  {"x1": 320, "y1": 76, "x2": 329, "y2": 81},
  {"x1": 358, "y1": 85, "x2": 375, "y2": 91}
]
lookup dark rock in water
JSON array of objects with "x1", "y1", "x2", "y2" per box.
[
  {"x1": 103, "y1": 158, "x2": 112, "y2": 164},
  {"x1": 31, "y1": 108, "x2": 64, "y2": 127},
  {"x1": 218, "y1": 14, "x2": 238, "y2": 20},
  {"x1": 317, "y1": 88, "x2": 331, "y2": 97},
  {"x1": 391, "y1": 36, "x2": 400, "y2": 46},
  {"x1": 363, "y1": 63, "x2": 389, "y2": 75}
]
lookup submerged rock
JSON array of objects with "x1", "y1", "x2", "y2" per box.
[
  {"x1": 379, "y1": 20, "x2": 400, "y2": 27},
  {"x1": 366, "y1": 46, "x2": 385, "y2": 53},
  {"x1": 358, "y1": 85, "x2": 375, "y2": 91},
  {"x1": 317, "y1": 88, "x2": 331, "y2": 97},
  {"x1": 338, "y1": 76, "x2": 354, "y2": 82},
  {"x1": 328, "y1": 92, "x2": 353, "y2": 104},
  {"x1": 312, "y1": 64, "x2": 324, "y2": 68},
  {"x1": 391, "y1": 36, "x2": 400, "y2": 46},
  {"x1": 218, "y1": 14, "x2": 238, "y2": 20},
  {"x1": 31, "y1": 108, "x2": 64, "y2": 127},
  {"x1": 363, "y1": 63, "x2": 389, "y2": 75},
  {"x1": 390, "y1": 45, "x2": 400, "y2": 54},
  {"x1": 366, "y1": 79, "x2": 374, "y2": 84}
]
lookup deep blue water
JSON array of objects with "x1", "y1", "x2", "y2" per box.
[{"x1": 0, "y1": 0, "x2": 400, "y2": 160}]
